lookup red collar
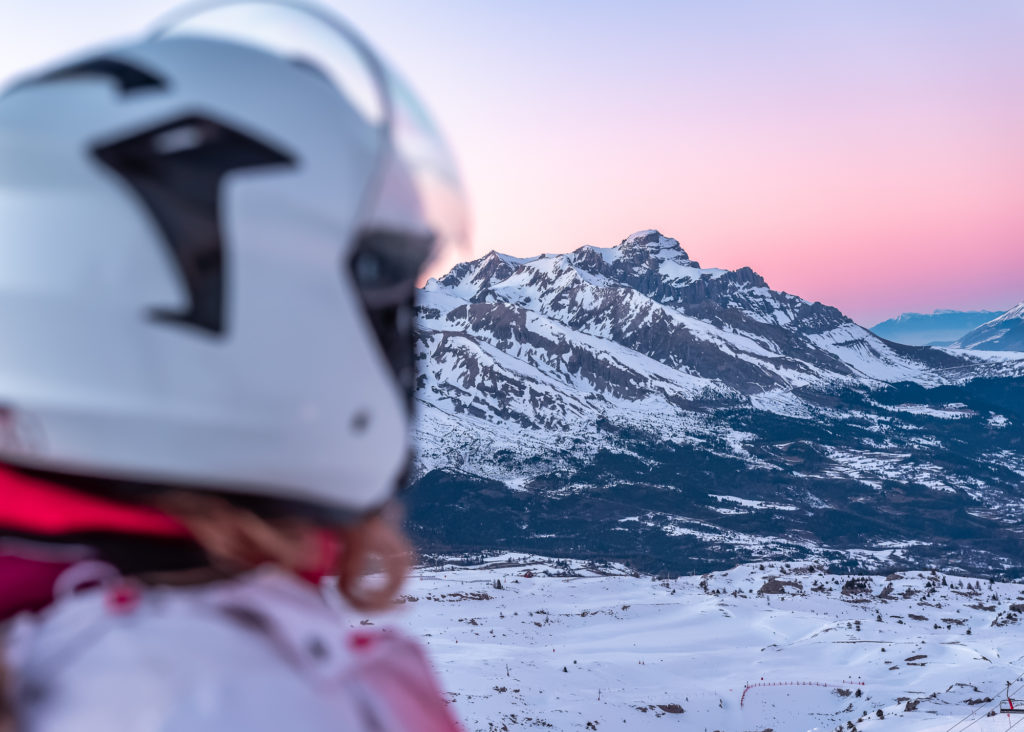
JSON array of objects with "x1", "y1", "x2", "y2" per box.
[{"x1": 0, "y1": 464, "x2": 189, "y2": 538}]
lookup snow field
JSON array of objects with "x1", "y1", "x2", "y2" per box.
[{"x1": 371, "y1": 556, "x2": 1024, "y2": 731}]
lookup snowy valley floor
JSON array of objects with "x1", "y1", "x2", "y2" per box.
[{"x1": 373, "y1": 556, "x2": 1024, "y2": 732}]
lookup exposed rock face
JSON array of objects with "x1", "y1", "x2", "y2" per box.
[
  {"x1": 758, "y1": 577, "x2": 804, "y2": 595},
  {"x1": 407, "y1": 231, "x2": 1024, "y2": 577}
]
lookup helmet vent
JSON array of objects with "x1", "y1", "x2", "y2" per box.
[
  {"x1": 14, "y1": 56, "x2": 165, "y2": 95},
  {"x1": 94, "y1": 115, "x2": 294, "y2": 335}
]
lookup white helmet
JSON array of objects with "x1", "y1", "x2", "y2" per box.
[{"x1": 0, "y1": 1, "x2": 468, "y2": 520}]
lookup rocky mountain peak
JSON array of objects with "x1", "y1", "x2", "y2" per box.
[
  {"x1": 475, "y1": 250, "x2": 519, "y2": 281},
  {"x1": 619, "y1": 229, "x2": 688, "y2": 258}
]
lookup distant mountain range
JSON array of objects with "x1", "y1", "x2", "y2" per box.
[
  {"x1": 870, "y1": 310, "x2": 1004, "y2": 346},
  {"x1": 407, "y1": 231, "x2": 1024, "y2": 578},
  {"x1": 953, "y1": 303, "x2": 1024, "y2": 351}
]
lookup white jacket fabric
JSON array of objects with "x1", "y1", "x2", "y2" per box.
[{"x1": 3, "y1": 567, "x2": 460, "y2": 732}]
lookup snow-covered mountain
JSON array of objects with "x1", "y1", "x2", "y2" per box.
[
  {"x1": 870, "y1": 309, "x2": 1003, "y2": 346},
  {"x1": 408, "y1": 231, "x2": 1024, "y2": 578},
  {"x1": 953, "y1": 303, "x2": 1024, "y2": 352}
]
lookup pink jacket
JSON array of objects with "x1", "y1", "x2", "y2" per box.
[{"x1": 4, "y1": 565, "x2": 462, "y2": 732}]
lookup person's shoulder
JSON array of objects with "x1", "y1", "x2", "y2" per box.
[
  {"x1": 191, "y1": 569, "x2": 462, "y2": 731},
  {"x1": 4, "y1": 571, "x2": 322, "y2": 730},
  {"x1": 6, "y1": 568, "x2": 459, "y2": 731}
]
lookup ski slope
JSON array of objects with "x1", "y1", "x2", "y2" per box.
[{"x1": 372, "y1": 556, "x2": 1024, "y2": 731}]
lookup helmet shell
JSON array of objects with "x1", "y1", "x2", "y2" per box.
[{"x1": 0, "y1": 7, "x2": 459, "y2": 518}]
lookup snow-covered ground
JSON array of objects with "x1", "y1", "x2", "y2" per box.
[{"x1": 375, "y1": 555, "x2": 1024, "y2": 731}]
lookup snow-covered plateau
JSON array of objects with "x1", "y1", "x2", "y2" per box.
[{"x1": 379, "y1": 555, "x2": 1024, "y2": 732}]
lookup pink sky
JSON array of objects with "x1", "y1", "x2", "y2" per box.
[
  {"x1": 339, "y1": 2, "x2": 1024, "y2": 325},
  {"x1": 2, "y1": 2, "x2": 1021, "y2": 325}
]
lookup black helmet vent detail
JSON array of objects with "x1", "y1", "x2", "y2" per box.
[
  {"x1": 95, "y1": 115, "x2": 294, "y2": 334},
  {"x1": 16, "y1": 57, "x2": 166, "y2": 94}
]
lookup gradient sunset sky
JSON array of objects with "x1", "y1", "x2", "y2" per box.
[{"x1": 2, "y1": 1, "x2": 1021, "y2": 325}]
